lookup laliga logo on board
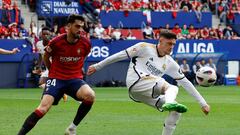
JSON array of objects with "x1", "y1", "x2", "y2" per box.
[{"x1": 177, "y1": 42, "x2": 215, "y2": 53}]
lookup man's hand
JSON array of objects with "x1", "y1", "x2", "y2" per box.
[
  {"x1": 201, "y1": 104, "x2": 210, "y2": 115},
  {"x1": 12, "y1": 48, "x2": 20, "y2": 54},
  {"x1": 87, "y1": 65, "x2": 97, "y2": 75}
]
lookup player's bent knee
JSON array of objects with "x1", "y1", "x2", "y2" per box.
[{"x1": 83, "y1": 91, "x2": 95, "y2": 104}]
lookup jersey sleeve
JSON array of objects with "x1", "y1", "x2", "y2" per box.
[
  {"x1": 165, "y1": 57, "x2": 185, "y2": 80},
  {"x1": 125, "y1": 42, "x2": 145, "y2": 58},
  {"x1": 93, "y1": 42, "x2": 145, "y2": 71},
  {"x1": 44, "y1": 40, "x2": 55, "y2": 56}
]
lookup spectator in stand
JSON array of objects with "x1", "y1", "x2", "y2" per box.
[
  {"x1": 188, "y1": 24, "x2": 198, "y2": 39},
  {"x1": 206, "y1": 58, "x2": 223, "y2": 85},
  {"x1": 111, "y1": 28, "x2": 124, "y2": 40},
  {"x1": 105, "y1": 25, "x2": 114, "y2": 37},
  {"x1": 126, "y1": 31, "x2": 136, "y2": 40},
  {"x1": 154, "y1": 26, "x2": 163, "y2": 39},
  {"x1": 91, "y1": 0, "x2": 102, "y2": 13},
  {"x1": 208, "y1": 28, "x2": 219, "y2": 39},
  {"x1": 206, "y1": 58, "x2": 216, "y2": 71},
  {"x1": 172, "y1": 23, "x2": 182, "y2": 37},
  {"x1": 231, "y1": 33, "x2": 240, "y2": 39},
  {"x1": 18, "y1": 23, "x2": 29, "y2": 39},
  {"x1": 194, "y1": 6, "x2": 202, "y2": 23},
  {"x1": 223, "y1": 25, "x2": 234, "y2": 39},
  {"x1": 216, "y1": 24, "x2": 224, "y2": 39},
  {"x1": 180, "y1": 59, "x2": 192, "y2": 83},
  {"x1": 88, "y1": 23, "x2": 95, "y2": 39},
  {"x1": 165, "y1": 24, "x2": 170, "y2": 30},
  {"x1": 200, "y1": 26, "x2": 209, "y2": 39},
  {"x1": 201, "y1": 2, "x2": 210, "y2": 12},
  {"x1": 180, "y1": 0, "x2": 192, "y2": 11},
  {"x1": 8, "y1": 22, "x2": 18, "y2": 39},
  {"x1": 52, "y1": 23, "x2": 59, "y2": 36},
  {"x1": 101, "y1": 0, "x2": 113, "y2": 12},
  {"x1": 226, "y1": 10, "x2": 235, "y2": 25},
  {"x1": 143, "y1": 23, "x2": 154, "y2": 39},
  {"x1": 0, "y1": 22, "x2": 8, "y2": 39},
  {"x1": 191, "y1": 0, "x2": 202, "y2": 11},
  {"x1": 112, "y1": 0, "x2": 122, "y2": 11},
  {"x1": 29, "y1": 21, "x2": 37, "y2": 36},
  {"x1": 200, "y1": 59, "x2": 206, "y2": 67},
  {"x1": 102, "y1": 30, "x2": 112, "y2": 42},
  {"x1": 182, "y1": 5, "x2": 189, "y2": 12},
  {"x1": 181, "y1": 24, "x2": 189, "y2": 38},
  {"x1": 94, "y1": 23, "x2": 105, "y2": 39},
  {"x1": 192, "y1": 60, "x2": 203, "y2": 84},
  {"x1": 131, "y1": 0, "x2": 142, "y2": 11}
]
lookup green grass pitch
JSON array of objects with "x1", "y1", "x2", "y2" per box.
[{"x1": 0, "y1": 86, "x2": 240, "y2": 135}]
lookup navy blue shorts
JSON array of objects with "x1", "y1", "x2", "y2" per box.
[{"x1": 43, "y1": 78, "x2": 87, "y2": 105}]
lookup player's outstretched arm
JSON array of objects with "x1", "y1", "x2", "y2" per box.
[
  {"x1": 177, "y1": 77, "x2": 210, "y2": 114},
  {"x1": 0, "y1": 48, "x2": 20, "y2": 54}
]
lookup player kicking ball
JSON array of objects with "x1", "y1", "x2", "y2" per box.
[{"x1": 87, "y1": 30, "x2": 210, "y2": 135}]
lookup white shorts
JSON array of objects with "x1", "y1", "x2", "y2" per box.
[
  {"x1": 41, "y1": 69, "x2": 49, "y2": 78},
  {"x1": 128, "y1": 76, "x2": 166, "y2": 110}
]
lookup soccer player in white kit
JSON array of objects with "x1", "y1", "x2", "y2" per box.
[
  {"x1": 36, "y1": 27, "x2": 68, "y2": 101},
  {"x1": 87, "y1": 31, "x2": 210, "y2": 135}
]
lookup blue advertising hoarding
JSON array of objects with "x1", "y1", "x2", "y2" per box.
[
  {"x1": 88, "y1": 39, "x2": 240, "y2": 61},
  {"x1": 0, "y1": 39, "x2": 239, "y2": 62}
]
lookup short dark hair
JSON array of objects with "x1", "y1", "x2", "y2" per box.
[
  {"x1": 159, "y1": 30, "x2": 177, "y2": 39},
  {"x1": 42, "y1": 27, "x2": 51, "y2": 32},
  {"x1": 67, "y1": 14, "x2": 85, "y2": 24}
]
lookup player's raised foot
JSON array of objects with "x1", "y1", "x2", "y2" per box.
[
  {"x1": 162, "y1": 103, "x2": 188, "y2": 113},
  {"x1": 65, "y1": 127, "x2": 76, "y2": 135},
  {"x1": 63, "y1": 94, "x2": 68, "y2": 102}
]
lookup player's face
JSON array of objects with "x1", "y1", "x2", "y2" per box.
[
  {"x1": 41, "y1": 30, "x2": 51, "y2": 42},
  {"x1": 159, "y1": 37, "x2": 176, "y2": 55},
  {"x1": 69, "y1": 20, "x2": 84, "y2": 39}
]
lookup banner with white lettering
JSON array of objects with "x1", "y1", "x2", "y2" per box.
[
  {"x1": 88, "y1": 39, "x2": 240, "y2": 61},
  {"x1": 37, "y1": 0, "x2": 82, "y2": 17}
]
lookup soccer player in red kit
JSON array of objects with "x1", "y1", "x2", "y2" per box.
[{"x1": 18, "y1": 14, "x2": 95, "y2": 135}]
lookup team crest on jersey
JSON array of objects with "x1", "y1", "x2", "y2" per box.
[
  {"x1": 77, "y1": 49, "x2": 81, "y2": 54},
  {"x1": 149, "y1": 57, "x2": 153, "y2": 61},
  {"x1": 162, "y1": 64, "x2": 166, "y2": 70}
]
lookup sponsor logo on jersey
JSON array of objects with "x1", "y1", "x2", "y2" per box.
[
  {"x1": 162, "y1": 64, "x2": 166, "y2": 70},
  {"x1": 146, "y1": 61, "x2": 163, "y2": 76},
  {"x1": 60, "y1": 56, "x2": 81, "y2": 62},
  {"x1": 77, "y1": 49, "x2": 81, "y2": 54}
]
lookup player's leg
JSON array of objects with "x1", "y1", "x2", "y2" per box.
[
  {"x1": 65, "y1": 80, "x2": 95, "y2": 135},
  {"x1": 162, "y1": 111, "x2": 181, "y2": 135},
  {"x1": 40, "y1": 70, "x2": 68, "y2": 102},
  {"x1": 153, "y1": 79, "x2": 187, "y2": 113},
  {"x1": 17, "y1": 95, "x2": 54, "y2": 135},
  {"x1": 18, "y1": 78, "x2": 64, "y2": 135}
]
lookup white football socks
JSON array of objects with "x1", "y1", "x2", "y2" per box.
[
  {"x1": 69, "y1": 122, "x2": 77, "y2": 129},
  {"x1": 162, "y1": 111, "x2": 181, "y2": 135},
  {"x1": 164, "y1": 85, "x2": 178, "y2": 104}
]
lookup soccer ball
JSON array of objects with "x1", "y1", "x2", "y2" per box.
[{"x1": 196, "y1": 66, "x2": 217, "y2": 87}]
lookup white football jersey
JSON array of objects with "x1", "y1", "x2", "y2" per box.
[
  {"x1": 125, "y1": 42, "x2": 184, "y2": 87},
  {"x1": 36, "y1": 40, "x2": 45, "y2": 55}
]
